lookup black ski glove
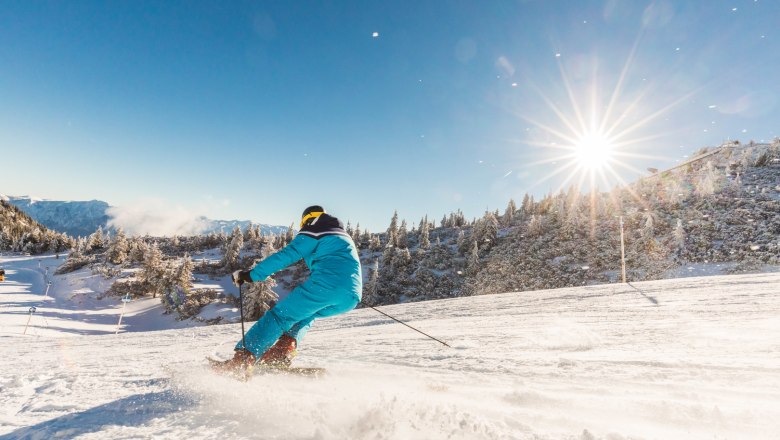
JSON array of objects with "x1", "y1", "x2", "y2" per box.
[{"x1": 232, "y1": 270, "x2": 253, "y2": 286}]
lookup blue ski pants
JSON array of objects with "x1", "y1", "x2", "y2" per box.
[{"x1": 235, "y1": 281, "x2": 359, "y2": 358}]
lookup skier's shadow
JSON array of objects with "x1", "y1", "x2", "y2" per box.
[{"x1": 0, "y1": 390, "x2": 196, "y2": 440}]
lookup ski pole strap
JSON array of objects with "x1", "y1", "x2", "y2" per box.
[{"x1": 363, "y1": 303, "x2": 451, "y2": 348}]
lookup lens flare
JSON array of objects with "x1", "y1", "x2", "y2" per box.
[
  {"x1": 513, "y1": 34, "x2": 698, "y2": 198},
  {"x1": 574, "y1": 131, "x2": 615, "y2": 171}
]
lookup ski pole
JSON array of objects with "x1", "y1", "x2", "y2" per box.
[
  {"x1": 238, "y1": 283, "x2": 247, "y2": 351},
  {"x1": 362, "y1": 303, "x2": 450, "y2": 348}
]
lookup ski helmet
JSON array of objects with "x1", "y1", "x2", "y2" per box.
[{"x1": 300, "y1": 205, "x2": 325, "y2": 228}]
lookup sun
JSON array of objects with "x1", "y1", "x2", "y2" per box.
[
  {"x1": 515, "y1": 38, "x2": 696, "y2": 196},
  {"x1": 574, "y1": 131, "x2": 615, "y2": 171}
]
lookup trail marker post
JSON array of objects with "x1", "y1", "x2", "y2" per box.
[
  {"x1": 115, "y1": 294, "x2": 132, "y2": 335},
  {"x1": 23, "y1": 307, "x2": 36, "y2": 335},
  {"x1": 619, "y1": 216, "x2": 627, "y2": 283}
]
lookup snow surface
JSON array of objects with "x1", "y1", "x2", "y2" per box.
[{"x1": 1, "y1": 253, "x2": 779, "y2": 439}]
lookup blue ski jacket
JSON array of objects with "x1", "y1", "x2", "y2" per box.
[{"x1": 247, "y1": 214, "x2": 362, "y2": 300}]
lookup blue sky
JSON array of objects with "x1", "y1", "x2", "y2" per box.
[{"x1": 1, "y1": 0, "x2": 778, "y2": 233}]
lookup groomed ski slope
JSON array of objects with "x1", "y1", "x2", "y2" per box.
[{"x1": 1, "y1": 255, "x2": 779, "y2": 439}]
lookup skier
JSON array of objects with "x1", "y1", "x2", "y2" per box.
[{"x1": 213, "y1": 205, "x2": 362, "y2": 373}]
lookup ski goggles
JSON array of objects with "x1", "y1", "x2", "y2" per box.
[{"x1": 300, "y1": 211, "x2": 324, "y2": 228}]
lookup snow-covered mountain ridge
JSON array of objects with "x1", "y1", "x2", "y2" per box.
[
  {"x1": 2, "y1": 196, "x2": 110, "y2": 238},
  {"x1": 1, "y1": 195, "x2": 287, "y2": 238}
]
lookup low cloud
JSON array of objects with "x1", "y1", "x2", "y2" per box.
[{"x1": 107, "y1": 198, "x2": 211, "y2": 237}]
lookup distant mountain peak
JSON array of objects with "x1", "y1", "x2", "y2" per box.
[{"x1": 6, "y1": 195, "x2": 287, "y2": 238}]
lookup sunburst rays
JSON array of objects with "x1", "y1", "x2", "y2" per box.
[{"x1": 516, "y1": 35, "x2": 697, "y2": 204}]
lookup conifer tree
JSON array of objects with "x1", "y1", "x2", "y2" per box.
[
  {"x1": 527, "y1": 215, "x2": 544, "y2": 237},
  {"x1": 386, "y1": 211, "x2": 399, "y2": 247},
  {"x1": 503, "y1": 199, "x2": 516, "y2": 226},
  {"x1": 520, "y1": 193, "x2": 534, "y2": 217},
  {"x1": 694, "y1": 161, "x2": 720, "y2": 197},
  {"x1": 221, "y1": 226, "x2": 244, "y2": 271},
  {"x1": 285, "y1": 223, "x2": 295, "y2": 245},
  {"x1": 456, "y1": 229, "x2": 468, "y2": 255},
  {"x1": 245, "y1": 223, "x2": 259, "y2": 243},
  {"x1": 363, "y1": 259, "x2": 380, "y2": 306},
  {"x1": 418, "y1": 216, "x2": 430, "y2": 249},
  {"x1": 87, "y1": 226, "x2": 106, "y2": 253},
  {"x1": 466, "y1": 239, "x2": 480, "y2": 276},
  {"x1": 475, "y1": 211, "x2": 499, "y2": 250},
  {"x1": 368, "y1": 234, "x2": 382, "y2": 252},
  {"x1": 243, "y1": 278, "x2": 279, "y2": 320},
  {"x1": 353, "y1": 223, "x2": 362, "y2": 246},
  {"x1": 140, "y1": 243, "x2": 165, "y2": 298},
  {"x1": 107, "y1": 228, "x2": 129, "y2": 265},
  {"x1": 397, "y1": 220, "x2": 409, "y2": 249},
  {"x1": 177, "y1": 254, "x2": 194, "y2": 294}
]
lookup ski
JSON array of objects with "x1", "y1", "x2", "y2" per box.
[{"x1": 206, "y1": 356, "x2": 326, "y2": 380}]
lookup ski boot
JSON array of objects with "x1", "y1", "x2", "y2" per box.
[
  {"x1": 259, "y1": 335, "x2": 297, "y2": 368},
  {"x1": 210, "y1": 348, "x2": 256, "y2": 377}
]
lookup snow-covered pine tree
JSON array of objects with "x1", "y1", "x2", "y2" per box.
[
  {"x1": 397, "y1": 220, "x2": 409, "y2": 249},
  {"x1": 418, "y1": 216, "x2": 430, "y2": 249},
  {"x1": 284, "y1": 223, "x2": 295, "y2": 245},
  {"x1": 520, "y1": 193, "x2": 532, "y2": 218},
  {"x1": 503, "y1": 199, "x2": 516, "y2": 226},
  {"x1": 87, "y1": 226, "x2": 106, "y2": 253},
  {"x1": 242, "y1": 278, "x2": 278, "y2": 321},
  {"x1": 140, "y1": 243, "x2": 165, "y2": 298},
  {"x1": 466, "y1": 239, "x2": 480, "y2": 276},
  {"x1": 362, "y1": 259, "x2": 380, "y2": 306},
  {"x1": 107, "y1": 228, "x2": 129, "y2": 265},
  {"x1": 245, "y1": 223, "x2": 259, "y2": 243},
  {"x1": 454, "y1": 229, "x2": 466, "y2": 255},
  {"x1": 221, "y1": 226, "x2": 244, "y2": 271},
  {"x1": 353, "y1": 223, "x2": 362, "y2": 247},
  {"x1": 128, "y1": 237, "x2": 148, "y2": 265},
  {"x1": 386, "y1": 211, "x2": 399, "y2": 247},
  {"x1": 368, "y1": 234, "x2": 382, "y2": 252},
  {"x1": 177, "y1": 254, "x2": 194, "y2": 294},
  {"x1": 476, "y1": 211, "x2": 499, "y2": 250},
  {"x1": 694, "y1": 161, "x2": 720, "y2": 197},
  {"x1": 527, "y1": 214, "x2": 544, "y2": 237}
]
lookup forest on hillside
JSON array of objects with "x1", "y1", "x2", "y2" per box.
[
  {"x1": 0, "y1": 201, "x2": 73, "y2": 254},
  {"x1": 6, "y1": 140, "x2": 779, "y2": 321}
]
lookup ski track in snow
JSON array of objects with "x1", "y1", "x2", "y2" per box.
[{"x1": 1, "y1": 254, "x2": 779, "y2": 439}]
